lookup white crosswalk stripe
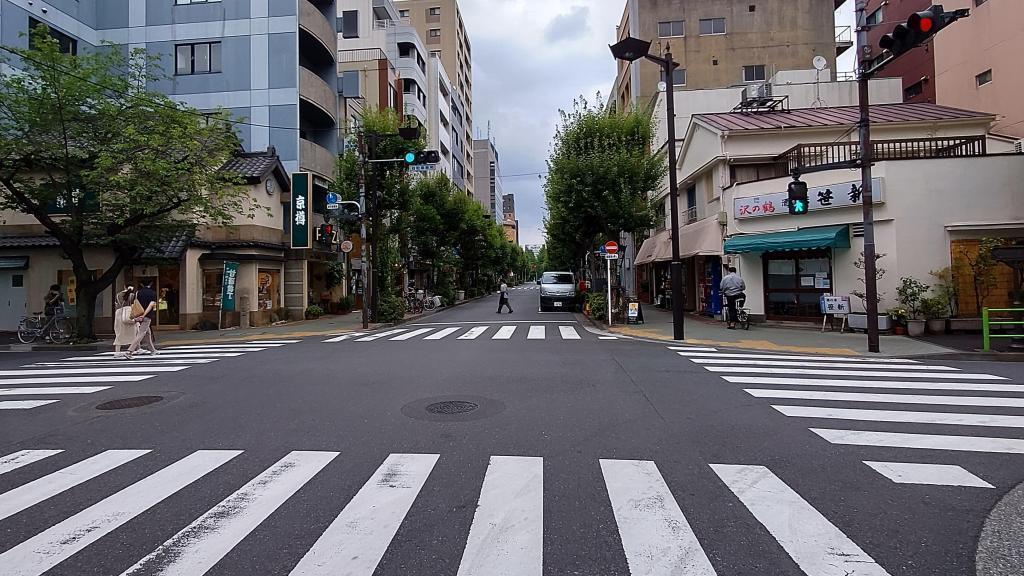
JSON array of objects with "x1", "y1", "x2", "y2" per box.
[
  {"x1": 390, "y1": 328, "x2": 435, "y2": 340},
  {"x1": 492, "y1": 325, "x2": 517, "y2": 339},
  {"x1": 457, "y1": 326, "x2": 490, "y2": 340},
  {"x1": 676, "y1": 346, "x2": 1021, "y2": 476},
  {"x1": 558, "y1": 326, "x2": 581, "y2": 340},
  {"x1": 527, "y1": 325, "x2": 546, "y2": 339},
  {"x1": 0, "y1": 448, "x2": 911, "y2": 575},
  {"x1": 322, "y1": 333, "x2": 365, "y2": 342},
  {"x1": 355, "y1": 329, "x2": 408, "y2": 341},
  {"x1": 424, "y1": 327, "x2": 461, "y2": 340},
  {"x1": 320, "y1": 324, "x2": 604, "y2": 342},
  {"x1": 2, "y1": 341, "x2": 300, "y2": 412}
]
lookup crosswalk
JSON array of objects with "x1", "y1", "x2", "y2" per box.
[
  {"x1": 509, "y1": 285, "x2": 539, "y2": 291},
  {"x1": 0, "y1": 340, "x2": 301, "y2": 411},
  {"x1": 322, "y1": 324, "x2": 615, "y2": 343},
  {"x1": 0, "y1": 447, "x2": 899, "y2": 575},
  {"x1": 673, "y1": 345, "x2": 1020, "y2": 488}
]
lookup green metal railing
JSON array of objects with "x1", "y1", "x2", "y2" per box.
[{"x1": 982, "y1": 308, "x2": 1024, "y2": 351}]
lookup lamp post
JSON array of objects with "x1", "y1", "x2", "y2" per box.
[{"x1": 610, "y1": 37, "x2": 685, "y2": 340}]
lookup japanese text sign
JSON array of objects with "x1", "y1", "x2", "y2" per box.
[
  {"x1": 291, "y1": 173, "x2": 311, "y2": 249},
  {"x1": 820, "y1": 295, "x2": 851, "y2": 316},
  {"x1": 735, "y1": 178, "x2": 883, "y2": 219},
  {"x1": 221, "y1": 261, "x2": 240, "y2": 312}
]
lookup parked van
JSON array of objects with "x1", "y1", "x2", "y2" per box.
[{"x1": 539, "y1": 271, "x2": 576, "y2": 312}]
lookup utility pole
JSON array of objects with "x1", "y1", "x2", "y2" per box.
[
  {"x1": 856, "y1": 0, "x2": 881, "y2": 353},
  {"x1": 663, "y1": 47, "x2": 685, "y2": 340},
  {"x1": 358, "y1": 136, "x2": 370, "y2": 330}
]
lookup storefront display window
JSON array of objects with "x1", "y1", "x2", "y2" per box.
[
  {"x1": 763, "y1": 250, "x2": 833, "y2": 320},
  {"x1": 258, "y1": 269, "x2": 280, "y2": 311},
  {"x1": 203, "y1": 268, "x2": 223, "y2": 311}
]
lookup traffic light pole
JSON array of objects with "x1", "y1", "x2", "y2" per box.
[{"x1": 856, "y1": 0, "x2": 881, "y2": 353}]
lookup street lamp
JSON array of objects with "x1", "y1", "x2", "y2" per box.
[{"x1": 610, "y1": 37, "x2": 685, "y2": 340}]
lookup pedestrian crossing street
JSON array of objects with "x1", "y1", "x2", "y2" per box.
[
  {"x1": 673, "y1": 345, "x2": 1022, "y2": 488},
  {"x1": 0, "y1": 448, "x2": 899, "y2": 575},
  {"x1": 322, "y1": 323, "x2": 618, "y2": 343},
  {"x1": 0, "y1": 341, "x2": 301, "y2": 412},
  {"x1": 508, "y1": 285, "x2": 539, "y2": 290}
]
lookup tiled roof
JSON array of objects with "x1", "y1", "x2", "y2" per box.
[
  {"x1": 0, "y1": 235, "x2": 59, "y2": 248},
  {"x1": 192, "y1": 239, "x2": 288, "y2": 251},
  {"x1": 694, "y1": 103, "x2": 994, "y2": 132},
  {"x1": 219, "y1": 148, "x2": 291, "y2": 191},
  {"x1": 140, "y1": 230, "x2": 193, "y2": 260}
]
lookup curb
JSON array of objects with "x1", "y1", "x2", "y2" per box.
[
  {"x1": 383, "y1": 294, "x2": 489, "y2": 328},
  {"x1": 976, "y1": 478, "x2": 1024, "y2": 576},
  {"x1": 0, "y1": 343, "x2": 101, "y2": 352},
  {"x1": 902, "y1": 351, "x2": 1024, "y2": 363}
]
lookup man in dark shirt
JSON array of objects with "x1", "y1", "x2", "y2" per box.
[{"x1": 126, "y1": 280, "x2": 158, "y2": 358}]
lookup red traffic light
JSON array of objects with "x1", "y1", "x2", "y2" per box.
[{"x1": 909, "y1": 12, "x2": 935, "y2": 33}]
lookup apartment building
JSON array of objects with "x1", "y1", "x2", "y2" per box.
[
  {"x1": 472, "y1": 139, "x2": 502, "y2": 223},
  {"x1": 0, "y1": 0, "x2": 350, "y2": 325},
  {"x1": 396, "y1": 0, "x2": 474, "y2": 197},
  {"x1": 611, "y1": 0, "x2": 845, "y2": 112},
  {"x1": 502, "y1": 194, "x2": 518, "y2": 244}
]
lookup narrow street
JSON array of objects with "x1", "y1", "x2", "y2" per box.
[{"x1": 2, "y1": 293, "x2": 1021, "y2": 575}]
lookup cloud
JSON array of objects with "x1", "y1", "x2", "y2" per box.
[
  {"x1": 544, "y1": 7, "x2": 590, "y2": 44},
  {"x1": 459, "y1": 0, "x2": 622, "y2": 245}
]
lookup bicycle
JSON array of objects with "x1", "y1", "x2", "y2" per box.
[
  {"x1": 421, "y1": 291, "x2": 443, "y2": 311},
  {"x1": 18, "y1": 307, "x2": 76, "y2": 344},
  {"x1": 723, "y1": 294, "x2": 751, "y2": 331},
  {"x1": 405, "y1": 291, "x2": 424, "y2": 314}
]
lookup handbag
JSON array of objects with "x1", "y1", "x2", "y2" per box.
[
  {"x1": 130, "y1": 299, "x2": 145, "y2": 319},
  {"x1": 117, "y1": 306, "x2": 134, "y2": 326}
]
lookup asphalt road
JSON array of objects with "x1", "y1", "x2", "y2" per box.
[{"x1": 1, "y1": 288, "x2": 1023, "y2": 575}]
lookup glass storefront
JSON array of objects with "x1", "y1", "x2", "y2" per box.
[
  {"x1": 763, "y1": 250, "x2": 834, "y2": 320},
  {"x1": 257, "y1": 269, "x2": 280, "y2": 311}
]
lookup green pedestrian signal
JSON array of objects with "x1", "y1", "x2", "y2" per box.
[
  {"x1": 788, "y1": 179, "x2": 809, "y2": 215},
  {"x1": 404, "y1": 152, "x2": 416, "y2": 163}
]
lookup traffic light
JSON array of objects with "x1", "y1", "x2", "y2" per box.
[
  {"x1": 879, "y1": 5, "x2": 969, "y2": 59},
  {"x1": 788, "y1": 180, "x2": 809, "y2": 215},
  {"x1": 404, "y1": 150, "x2": 441, "y2": 165},
  {"x1": 315, "y1": 223, "x2": 337, "y2": 246}
]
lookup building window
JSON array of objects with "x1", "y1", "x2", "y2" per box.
[
  {"x1": 658, "y1": 20, "x2": 684, "y2": 37},
  {"x1": 699, "y1": 18, "x2": 726, "y2": 35},
  {"x1": 661, "y1": 68, "x2": 686, "y2": 86},
  {"x1": 399, "y1": 9, "x2": 409, "y2": 17},
  {"x1": 28, "y1": 18, "x2": 77, "y2": 55},
  {"x1": 743, "y1": 64, "x2": 766, "y2": 82},
  {"x1": 175, "y1": 42, "x2": 221, "y2": 75},
  {"x1": 976, "y1": 69, "x2": 992, "y2": 87},
  {"x1": 429, "y1": 7, "x2": 441, "y2": 16},
  {"x1": 904, "y1": 80, "x2": 924, "y2": 99},
  {"x1": 429, "y1": 29, "x2": 441, "y2": 37},
  {"x1": 866, "y1": 7, "x2": 883, "y2": 25}
]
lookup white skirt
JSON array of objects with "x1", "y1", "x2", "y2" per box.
[{"x1": 112, "y1": 307, "x2": 138, "y2": 346}]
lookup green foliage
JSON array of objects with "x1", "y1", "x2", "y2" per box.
[
  {"x1": 962, "y1": 237, "x2": 1005, "y2": 314},
  {"x1": 325, "y1": 261, "x2": 344, "y2": 289},
  {"x1": 544, "y1": 95, "x2": 661, "y2": 271},
  {"x1": 920, "y1": 295, "x2": 950, "y2": 320},
  {"x1": 0, "y1": 28, "x2": 252, "y2": 338},
  {"x1": 929, "y1": 267, "x2": 958, "y2": 317},
  {"x1": 337, "y1": 295, "x2": 355, "y2": 314},
  {"x1": 886, "y1": 307, "x2": 909, "y2": 324},
  {"x1": 851, "y1": 252, "x2": 887, "y2": 311},
  {"x1": 896, "y1": 277, "x2": 930, "y2": 320},
  {"x1": 377, "y1": 292, "x2": 406, "y2": 323},
  {"x1": 304, "y1": 305, "x2": 323, "y2": 320},
  {"x1": 586, "y1": 292, "x2": 608, "y2": 321}
]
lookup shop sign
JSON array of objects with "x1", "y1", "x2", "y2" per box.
[
  {"x1": 221, "y1": 261, "x2": 239, "y2": 312},
  {"x1": 291, "y1": 173, "x2": 311, "y2": 248},
  {"x1": 820, "y1": 295, "x2": 851, "y2": 315},
  {"x1": 735, "y1": 178, "x2": 883, "y2": 219}
]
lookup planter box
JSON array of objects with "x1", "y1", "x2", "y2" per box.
[
  {"x1": 906, "y1": 319, "x2": 925, "y2": 337},
  {"x1": 926, "y1": 319, "x2": 947, "y2": 334},
  {"x1": 848, "y1": 313, "x2": 893, "y2": 332},
  {"x1": 949, "y1": 318, "x2": 983, "y2": 333}
]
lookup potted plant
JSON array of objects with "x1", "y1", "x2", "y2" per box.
[
  {"x1": 850, "y1": 252, "x2": 892, "y2": 331},
  {"x1": 896, "y1": 277, "x2": 929, "y2": 337},
  {"x1": 887, "y1": 307, "x2": 908, "y2": 335},
  {"x1": 921, "y1": 295, "x2": 950, "y2": 334}
]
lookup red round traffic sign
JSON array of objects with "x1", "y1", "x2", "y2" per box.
[{"x1": 604, "y1": 241, "x2": 619, "y2": 255}]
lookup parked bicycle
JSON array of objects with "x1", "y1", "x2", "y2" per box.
[
  {"x1": 421, "y1": 291, "x2": 443, "y2": 311},
  {"x1": 18, "y1": 306, "x2": 76, "y2": 344},
  {"x1": 405, "y1": 290, "x2": 424, "y2": 314}
]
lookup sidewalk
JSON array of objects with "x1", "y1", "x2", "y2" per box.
[{"x1": 609, "y1": 305, "x2": 956, "y2": 357}]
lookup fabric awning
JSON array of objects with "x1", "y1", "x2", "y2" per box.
[
  {"x1": 634, "y1": 229, "x2": 671, "y2": 266},
  {"x1": 724, "y1": 224, "x2": 851, "y2": 254},
  {"x1": 679, "y1": 215, "x2": 724, "y2": 259}
]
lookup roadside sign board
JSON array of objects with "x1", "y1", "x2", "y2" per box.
[
  {"x1": 628, "y1": 302, "x2": 639, "y2": 318},
  {"x1": 291, "y1": 173, "x2": 310, "y2": 249},
  {"x1": 821, "y1": 295, "x2": 851, "y2": 315},
  {"x1": 409, "y1": 164, "x2": 438, "y2": 173},
  {"x1": 605, "y1": 253, "x2": 620, "y2": 260},
  {"x1": 340, "y1": 240, "x2": 354, "y2": 254},
  {"x1": 605, "y1": 241, "x2": 619, "y2": 255},
  {"x1": 221, "y1": 261, "x2": 240, "y2": 312}
]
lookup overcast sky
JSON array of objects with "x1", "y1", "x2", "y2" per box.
[{"x1": 460, "y1": 1, "x2": 857, "y2": 247}]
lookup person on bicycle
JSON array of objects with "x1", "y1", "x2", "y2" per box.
[
  {"x1": 720, "y1": 266, "x2": 746, "y2": 330},
  {"x1": 44, "y1": 284, "x2": 63, "y2": 318}
]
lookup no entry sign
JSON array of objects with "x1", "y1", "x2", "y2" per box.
[{"x1": 604, "y1": 241, "x2": 619, "y2": 255}]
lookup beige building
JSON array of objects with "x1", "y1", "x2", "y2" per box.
[
  {"x1": 396, "y1": 0, "x2": 475, "y2": 197},
  {"x1": 611, "y1": 0, "x2": 846, "y2": 113},
  {"x1": 933, "y1": 0, "x2": 1024, "y2": 139},
  {"x1": 0, "y1": 150, "x2": 352, "y2": 334},
  {"x1": 644, "y1": 101, "x2": 1024, "y2": 323}
]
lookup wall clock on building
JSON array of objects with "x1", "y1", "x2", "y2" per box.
[{"x1": 265, "y1": 178, "x2": 275, "y2": 195}]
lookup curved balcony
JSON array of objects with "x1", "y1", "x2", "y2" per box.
[
  {"x1": 300, "y1": 139, "x2": 336, "y2": 180},
  {"x1": 299, "y1": 0, "x2": 336, "y2": 66},
  {"x1": 299, "y1": 67, "x2": 337, "y2": 127}
]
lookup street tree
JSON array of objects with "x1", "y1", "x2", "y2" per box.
[
  {"x1": 0, "y1": 28, "x2": 252, "y2": 339},
  {"x1": 544, "y1": 95, "x2": 662, "y2": 272}
]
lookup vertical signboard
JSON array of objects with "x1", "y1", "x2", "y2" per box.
[
  {"x1": 291, "y1": 172, "x2": 311, "y2": 249},
  {"x1": 221, "y1": 261, "x2": 239, "y2": 312}
]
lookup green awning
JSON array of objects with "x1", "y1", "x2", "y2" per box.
[{"x1": 724, "y1": 225, "x2": 851, "y2": 254}]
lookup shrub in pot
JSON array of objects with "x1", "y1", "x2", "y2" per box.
[{"x1": 921, "y1": 295, "x2": 950, "y2": 334}]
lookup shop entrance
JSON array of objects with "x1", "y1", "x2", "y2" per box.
[
  {"x1": 126, "y1": 265, "x2": 180, "y2": 330},
  {"x1": 763, "y1": 250, "x2": 834, "y2": 320}
]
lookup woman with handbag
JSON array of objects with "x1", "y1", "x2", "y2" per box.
[{"x1": 113, "y1": 286, "x2": 138, "y2": 358}]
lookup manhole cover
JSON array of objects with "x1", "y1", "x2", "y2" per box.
[
  {"x1": 96, "y1": 396, "x2": 163, "y2": 410},
  {"x1": 425, "y1": 400, "x2": 479, "y2": 415}
]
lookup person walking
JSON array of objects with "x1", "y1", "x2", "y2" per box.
[
  {"x1": 497, "y1": 281, "x2": 513, "y2": 314},
  {"x1": 720, "y1": 266, "x2": 746, "y2": 330},
  {"x1": 112, "y1": 286, "x2": 137, "y2": 358},
  {"x1": 125, "y1": 280, "x2": 159, "y2": 358}
]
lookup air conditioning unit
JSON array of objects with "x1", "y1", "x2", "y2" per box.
[
  {"x1": 1015, "y1": 139, "x2": 1023, "y2": 154},
  {"x1": 745, "y1": 82, "x2": 771, "y2": 101}
]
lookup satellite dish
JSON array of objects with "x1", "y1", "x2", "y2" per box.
[
  {"x1": 812, "y1": 56, "x2": 827, "y2": 71},
  {"x1": 657, "y1": 81, "x2": 667, "y2": 93}
]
